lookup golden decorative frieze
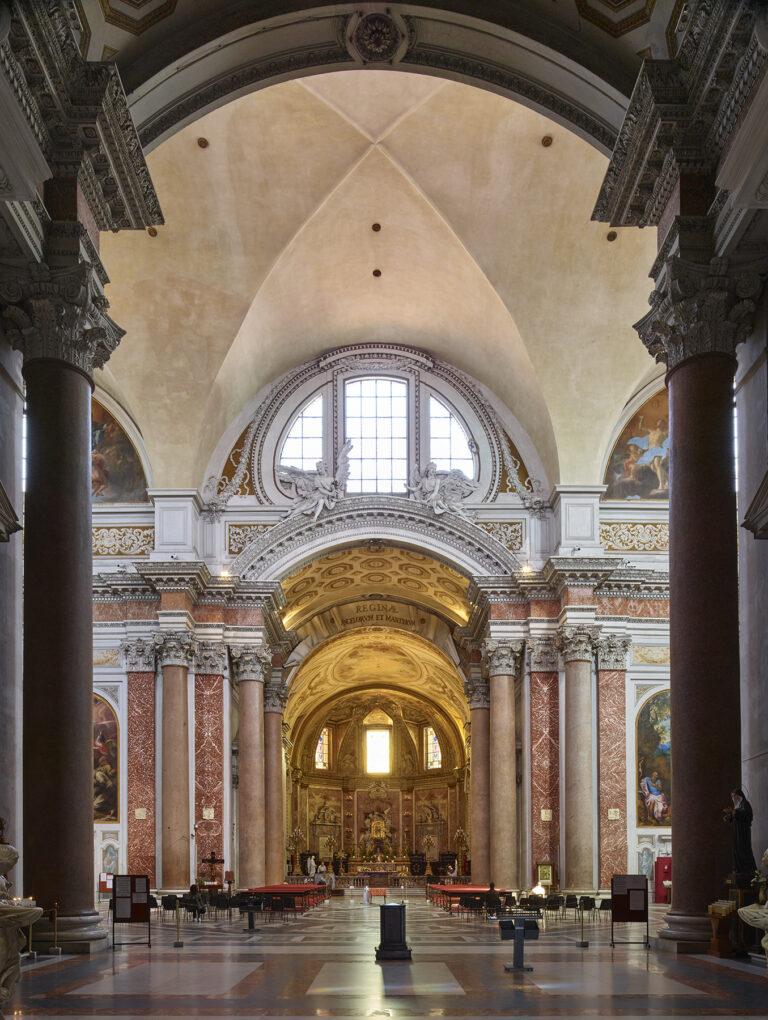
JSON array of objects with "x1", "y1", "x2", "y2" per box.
[
  {"x1": 632, "y1": 645, "x2": 670, "y2": 665},
  {"x1": 600, "y1": 521, "x2": 669, "y2": 551},
  {"x1": 227, "y1": 522, "x2": 275, "y2": 555},
  {"x1": 93, "y1": 648, "x2": 121, "y2": 667},
  {"x1": 92, "y1": 525, "x2": 154, "y2": 557},
  {"x1": 475, "y1": 520, "x2": 524, "y2": 551}
]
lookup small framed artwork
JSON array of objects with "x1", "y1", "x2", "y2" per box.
[{"x1": 536, "y1": 862, "x2": 555, "y2": 887}]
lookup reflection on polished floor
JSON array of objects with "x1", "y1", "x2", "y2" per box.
[{"x1": 9, "y1": 894, "x2": 768, "y2": 1017}]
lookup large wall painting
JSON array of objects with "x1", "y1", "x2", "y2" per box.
[
  {"x1": 92, "y1": 400, "x2": 149, "y2": 503},
  {"x1": 604, "y1": 389, "x2": 669, "y2": 499},
  {"x1": 636, "y1": 689, "x2": 671, "y2": 827},
  {"x1": 94, "y1": 695, "x2": 119, "y2": 823}
]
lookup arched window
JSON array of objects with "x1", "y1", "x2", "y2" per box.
[
  {"x1": 315, "y1": 726, "x2": 330, "y2": 769},
  {"x1": 428, "y1": 395, "x2": 475, "y2": 477},
  {"x1": 363, "y1": 708, "x2": 392, "y2": 773},
  {"x1": 344, "y1": 377, "x2": 408, "y2": 494},
  {"x1": 280, "y1": 393, "x2": 324, "y2": 471},
  {"x1": 424, "y1": 726, "x2": 442, "y2": 770}
]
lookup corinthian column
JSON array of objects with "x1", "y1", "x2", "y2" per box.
[
  {"x1": 556, "y1": 626, "x2": 598, "y2": 890},
  {"x1": 156, "y1": 631, "x2": 197, "y2": 889},
  {"x1": 0, "y1": 257, "x2": 123, "y2": 951},
  {"x1": 231, "y1": 645, "x2": 271, "y2": 888},
  {"x1": 484, "y1": 639, "x2": 522, "y2": 888},
  {"x1": 264, "y1": 676, "x2": 289, "y2": 884},
  {"x1": 466, "y1": 667, "x2": 490, "y2": 885},
  {"x1": 635, "y1": 255, "x2": 766, "y2": 948}
]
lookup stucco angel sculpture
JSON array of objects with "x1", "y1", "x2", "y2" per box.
[
  {"x1": 407, "y1": 461, "x2": 478, "y2": 518},
  {"x1": 0, "y1": 844, "x2": 43, "y2": 1011},
  {"x1": 277, "y1": 440, "x2": 353, "y2": 522}
]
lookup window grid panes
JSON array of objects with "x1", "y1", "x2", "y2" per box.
[
  {"x1": 366, "y1": 729, "x2": 390, "y2": 774},
  {"x1": 280, "y1": 394, "x2": 324, "y2": 471},
  {"x1": 428, "y1": 395, "x2": 475, "y2": 477},
  {"x1": 345, "y1": 378, "x2": 408, "y2": 494},
  {"x1": 425, "y1": 726, "x2": 442, "y2": 770},
  {"x1": 315, "y1": 727, "x2": 330, "y2": 770}
]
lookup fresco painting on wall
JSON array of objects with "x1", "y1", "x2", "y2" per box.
[
  {"x1": 604, "y1": 389, "x2": 669, "y2": 499},
  {"x1": 91, "y1": 400, "x2": 149, "y2": 503},
  {"x1": 94, "y1": 696, "x2": 119, "y2": 823},
  {"x1": 636, "y1": 690, "x2": 671, "y2": 827}
]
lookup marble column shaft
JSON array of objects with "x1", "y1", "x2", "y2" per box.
[
  {"x1": 485, "y1": 640, "x2": 521, "y2": 889},
  {"x1": 231, "y1": 646, "x2": 270, "y2": 889},
  {"x1": 158, "y1": 633, "x2": 196, "y2": 889},
  {"x1": 467, "y1": 675, "x2": 490, "y2": 885},
  {"x1": 264, "y1": 679, "x2": 287, "y2": 885},
  {"x1": 558, "y1": 628, "x2": 597, "y2": 890}
]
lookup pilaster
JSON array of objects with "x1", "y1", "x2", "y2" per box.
[{"x1": 596, "y1": 636, "x2": 631, "y2": 889}]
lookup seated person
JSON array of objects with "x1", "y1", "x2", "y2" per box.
[
  {"x1": 484, "y1": 881, "x2": 502, "y2": 918},
  {"x1": 187, "y1": 883, "x2": 206, "y2": 922}
]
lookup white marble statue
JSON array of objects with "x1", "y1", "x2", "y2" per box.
[
  {"x1": 407, "y1": 462, "x2": 477, "y2": 518},
  {"x1": 0, "y1": 844, "x2": 43, "y2": 1012},
  {"x1": 277, "y1": 440, "x2": 352, "y2": 522}
]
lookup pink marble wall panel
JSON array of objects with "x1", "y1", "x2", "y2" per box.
[
  {"x1": 192, "y1": 605, "x2": 224, "y2": 623},
  {"x1": 194, "y1": 674, "x2": 224, "y2": 880},
  {"x1": 224, "y1": 607, "x2": 264, "y2": 626},
  {"x1": 529, "y1": 600, "x2": 561, "y2": 618},
  {"x1": 597, "y1": 597, "x2": 670, "y2": 618},
  {"x1": 598, "y1": 669, "x2": 628, "y2": 887},
  {"x1": 94, "y1": 601, "x2": 158, "y2": 622},
  {"x1": 530, "y1": 671, "x2": 559, "y2": 884},
  {"x1": 127, "y1": 672, "x2": 156, "y2": 884},
  {"x1": 561, "y1": 586, "x2": 595, "y2": 607},
  {"x1": 489, "y1": 603, "x2": 530, "y2": 620}
]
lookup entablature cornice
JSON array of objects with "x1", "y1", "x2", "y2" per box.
[
  {"x1": 93, "y1": 570, "x2": 157, "y2": 602},
  {"x1": 543, "y1": 556, "x2": 621, "y2": 595},
  {"x1": 597, "y1": 567, "x2": 670, "y2": 598},
  {"x1": 135, "y1": 560, "x2": 211, "y2": 600}
]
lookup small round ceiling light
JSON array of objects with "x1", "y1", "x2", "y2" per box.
[
  {"x1": 147, "y1": 226, "x2": 158, "y2": 237},
  {"x1": 197, "y1": 137, "x2": 210, "y2": 148},
  {"x1": 372, "y1": 222, "x2": 381, "y2": 231},
  {"x1": 607, "y1": 230, "x2": 618, "y2": 242},
  {"x1": 372, "y1": 269, "x2": 382, "y2": 277},
  {"x1": 541, "y1": 135, "x2": 553, "y2": 147}
]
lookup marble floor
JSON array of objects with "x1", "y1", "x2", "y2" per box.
[{"x1": 8, "y1": 893, "x2": 768, "y2": 1018}]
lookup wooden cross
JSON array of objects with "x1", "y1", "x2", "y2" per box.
[{"x1": 202, "y1": 850, "x2": 225, "y2": 883}]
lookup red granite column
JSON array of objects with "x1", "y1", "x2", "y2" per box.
[
  {"x1": 528, "y1": 638, "x2": 560, "y2": 885},
  {"x1": 157, "y1": 632, "x2": 197, "y2": 890},
  {"x1": 231, "y1": 645, "x2": 270, "y2": 888},
  {"x1": 264, "y1": 677, "x2": 288, "y2": 885},
  {"x1": 596, "y1": 636, "x2": 631, "y2": 889},
  {"x1": 466, "y1": 665, "x2": 490, "y2": 885},
  {"x1": 122, "y1": 638, "x2": 158, "y2": 884},
  {"x1": 634, "y1": 257, "x2": 766, "y2": 949},
  {"x1": 485, "y1": 639, "x2": 522, "y2": 888},
  {"x1": 193, "y1": 643, "x2": 227, "y2": 883}
]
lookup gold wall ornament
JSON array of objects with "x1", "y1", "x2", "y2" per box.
[
  {"x1": 227, "y1": 522, "x2": 275, "y2": 555},
  {"x1": 600, "y1": 521, "x2": 669, "y2": 551},
  {"x1": 92, "y1": 525, "x2": 154, "y2": 556},
  {"x1": 93, "y1": 648, "x2": 121, "y2": 667},
  {"x1": 474, "y1": 520, "x2": 524, "y2": 551},
  {"x1": 632, "y1": 645, "x2": 671, "y2": 665}
]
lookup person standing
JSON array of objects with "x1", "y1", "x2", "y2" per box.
[{"x1": 724, "y1": 788, "x2": 757, "y2": 885}]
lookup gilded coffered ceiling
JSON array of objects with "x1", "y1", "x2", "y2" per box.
[
  {"x1": 284, "y1": 628, "x2": 468, "y2": 732},
  {"x1": 281, "y1": 545, "x2": 470, "y2": 630}
]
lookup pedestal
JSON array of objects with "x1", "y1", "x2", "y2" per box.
[{"x1": 375, "y1": 903, "x2": 411, "y2": 960}]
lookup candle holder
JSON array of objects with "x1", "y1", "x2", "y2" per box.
[
  {"x1": 286, "y1": 826, "x2": 305, "y2": 875},
  {"x1": 453, "y1": 827, "x2": 469, "y2": 877},
  {"x1": 422, "y1": 833, "x2": 435, "y2": 877}
]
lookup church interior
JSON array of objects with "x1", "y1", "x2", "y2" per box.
[{"x1": 1, "y1": 0, "x2": 768, "y2": 1015}]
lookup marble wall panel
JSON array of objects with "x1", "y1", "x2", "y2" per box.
[
  {"x1": 597, "y1": 597, "x2": 670, "y2": 618},
  {"x1": 192, "y1": 605, "x2": 224, "y2": 623},
  {"x1": 530, "y1": 670, "x2": 559, "y2": 882},
  {"x1": 598, "y1": 669, "x2": 628, "y2": 887},
  {"x1": 127, "y1": 672, "x2": 156, "y2": 884},
  {"x1": 489, "y1": 603, "x2": 529, "y2": 620},
  {"x1": 529, "y1": 600, "x2": 562, "y2": 618},
  {"x1": 224, "y1": 607, "x2": 264, "y2": 627},
  {"x1": 561, "y1": 586, "x2": 595, "y2": 607},
  {"x1": 194, "y1": 674, "x2": 224, "y2": 879}
]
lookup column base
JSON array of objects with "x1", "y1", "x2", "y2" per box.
[
  {"x1": 656, "y1": 911, "x2": 711, "y2": 954},
  {"x1": 31, "y1": 912, "x2": 108, "y2": 955}
]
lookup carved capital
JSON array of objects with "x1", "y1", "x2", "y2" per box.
[
  {"x1": 555, "y1": 626, "x2": 598, "y2": 664},
  {"x1": 465, "y1": 676, "x2": 490, "y2": 711},
  {"x1": 635, "y1": 256, "x2": 767, "y2": 370},
  {"x1": 0, "y1": 259, "x2": 123, "y2": 375},
  {"x1": 482, "y1": 638, "x2": 523, "y2": 677},
  {"x1": 264, "y1": 681, "x2": 288, "y2": 714},
  {"x1": 528, "y1": 637, "x2": 558, "y2": 672},
  {"x1": 154, "y1": 631, "x2": 197, "y2": 668},
  {"x1": 229, "y1": 644, "x2": 271, "y2": 683},
  {"x1": 121, "y1": 637, "x2": 156, "y2": 673},
  {"x1": 195, "y1": 641, "x2": 227, "y2": 675},
  {"x1": 596, "y1": 635, "x2": 632, "y2": 672}
]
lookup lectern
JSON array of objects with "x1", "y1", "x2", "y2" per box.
[{"x1": 375, "y1": 902, "x2": 412, "y2": 960}]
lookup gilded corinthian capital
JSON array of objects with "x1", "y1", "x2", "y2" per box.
[
  {"x1": 229, "y1": 645, "x2": 271, "y2": 683},
  {"x1": 154, "y1": 631, "x2": 197, "y2": 668},
  {"x1": 482, "y1": 639, "x2": 523, "y2": 677},
  {"x1": 555, "y1": 626, "x2": 598, "y2": 664}
]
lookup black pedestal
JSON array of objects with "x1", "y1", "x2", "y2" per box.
[{"x1": 375, "y1": 903, "x2": 412, "y2": 960}]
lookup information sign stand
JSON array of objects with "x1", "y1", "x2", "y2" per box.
[
  {"x1": 610, "y1": 874, "x2": 650, "y2": 948},
  {"x1": 112, "y1": 874, "x2": 151, "y2": 949}
]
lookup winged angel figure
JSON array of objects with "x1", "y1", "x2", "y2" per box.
[
  {"x1": 277, "y1": 440, "x2": 352, "y2": 522},
  {"x1": 407, "y1": 461, "x2": 478, "y2": 519}
]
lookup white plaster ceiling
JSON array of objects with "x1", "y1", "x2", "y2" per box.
[{"x1": 99, "y1": 70, "x2": 659, "y2": 490}]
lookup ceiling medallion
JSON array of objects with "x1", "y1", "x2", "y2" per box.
[{"x1": 345, "y1": 11, "x2": 412, "y2": 66}]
